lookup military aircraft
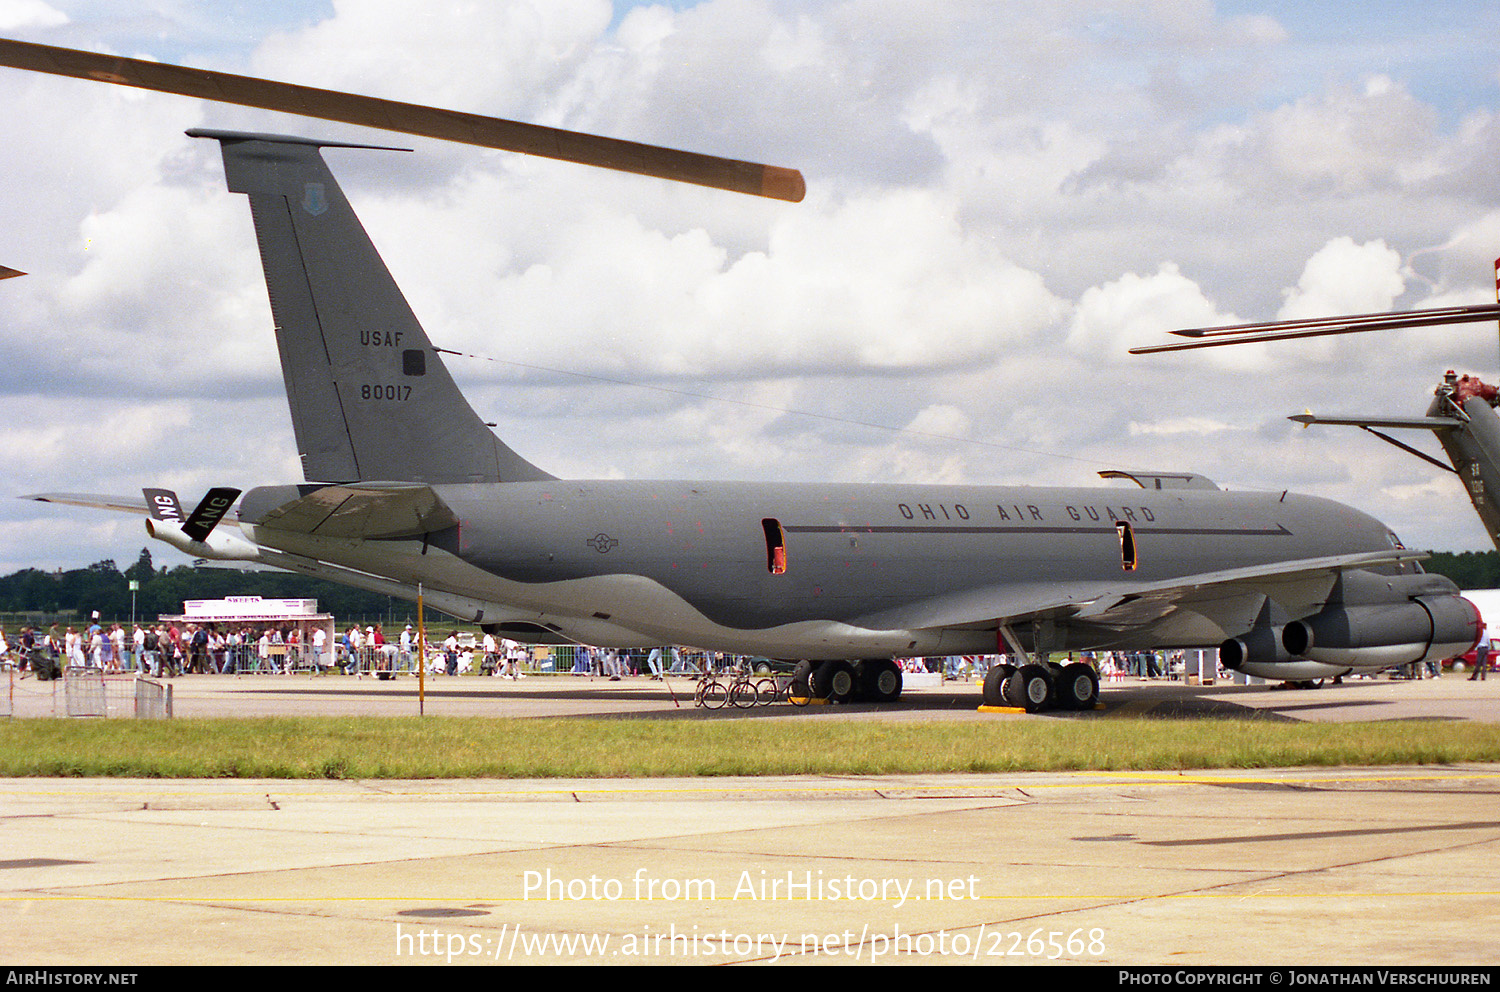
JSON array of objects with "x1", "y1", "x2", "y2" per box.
[
  {"x1": 1131, "y1": 271, "x2": 1500, "y2": 554},
  {"x1": 1130, "y1": 268, "x2": 1500, "y2": 680},
  {"x1": 6, "y1": 39, "x2": 1483, "y2": 709}
]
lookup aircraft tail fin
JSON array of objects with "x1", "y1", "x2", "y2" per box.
[
  {"x1": 191, "y1": 129, "x2": 552, "y2": 485},
  {"x1": 1290, "y1": 375, "x2": 1500, "y2": 551},
  {"x1": 1428, "y1": 375, "x2": 1500, "y2": 550}
]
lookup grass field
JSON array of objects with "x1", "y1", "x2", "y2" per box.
[{"x1": 1, "y1": 716, "x2": 1498, "y2": 778}]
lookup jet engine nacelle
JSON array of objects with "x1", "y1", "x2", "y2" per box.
[
  {"x1": 1224, "y1": 658, "x2": 1359, "y2": 682},
  {"x1": 1219, "y1": 624, "x2": 1288, "y2": 671},
  {"x1": 146, "y1": 517, "x2": 262, "y2": 561},
  {"x1": 1221, "y1": 625, "x2": 1358, "y2": 681},
  {"x1": 1283, "y1": 595, "x2": 1480, "y2": 669}
]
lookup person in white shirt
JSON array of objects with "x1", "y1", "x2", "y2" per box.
[
  {"x1": 503, "y1": 639, "x2": 525, "y2": 679},
  {"x1": 348, "y1": 625, "x2": 365, "y2": 678}
]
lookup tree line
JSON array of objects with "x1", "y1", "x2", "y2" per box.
[
  {"x1": 0, "y1": 548, "x2": 426, "y2": 623},
  {"x1": 1421, "y1": 550, "x2": 1500, "y2": 590}
]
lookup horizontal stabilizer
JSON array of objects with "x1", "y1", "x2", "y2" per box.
[
  {"x1": 0, "y1": 38, "x2": 805, "y2": 202},
  {"x1": 0, "y1": 265, "x2": 24, "y2": 280},
  {"x1": 245, "y1": 483, "x2": 458, "y2": 539},
  {"x1": 23, "y1": 492, "x2": 149, "y2": 515}
]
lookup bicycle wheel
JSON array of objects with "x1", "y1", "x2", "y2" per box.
[
  {"x1": 698, "y1": 677, "x2": 728, "y2": 709},
  {"x1": 729, "y1": 679, "x2": 760, "y2": 708},
  {"x1": 754, "y1": 678, "x2": 778, "y2": 705}
]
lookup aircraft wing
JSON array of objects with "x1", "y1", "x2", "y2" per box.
[
  {"x1": 856, "y1": 548, "x2": 1425, "y2": 639},
  {"x1": 23, "y1": 492, "x2": 151, "y2": 515}
]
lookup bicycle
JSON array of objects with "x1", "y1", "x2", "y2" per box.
[
  {"x1": 726, "y1": 666, "x2": 771, "y2": 708},
  {"x1": 694, "y1": 664, "x2": 807, "y2": 709},
  {"x1": 693, "y1": 669, "x2": 729, "y2": 709}
]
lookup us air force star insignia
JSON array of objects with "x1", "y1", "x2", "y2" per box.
[{"x1": 586, "y1": 533, "x2": 619, "y2": 553}]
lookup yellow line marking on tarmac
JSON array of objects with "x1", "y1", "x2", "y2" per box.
[{"x1": 0, "y1": 770, "x2": 1496, "y2": 801}]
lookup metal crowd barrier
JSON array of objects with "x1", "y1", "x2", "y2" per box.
[{"x1": 61, "y1": 668, "x2": 173, "y2": 719}]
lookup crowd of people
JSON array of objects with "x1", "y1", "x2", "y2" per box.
[
  {"x1": 895, "y1": 651, "x2": 1186, "y2": 681},
  {"x1": 3, "y1": 622, "x2": 1493, "y2": 683},
  {"x1": 0, "y1": 619, "x2": 548, "y2": 679},
  {"x1": 0, "y1": 619, "x2": 322, "y2": 676}
]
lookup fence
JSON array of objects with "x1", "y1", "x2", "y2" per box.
[
  {"x1": 0, "y1": 664, "x2": 173, "y2": 720},
  {"x1": 62, "y1": 670, "x2": 173, "y2": 718}
]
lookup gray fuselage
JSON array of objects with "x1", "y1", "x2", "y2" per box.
[{"x1": 260, "y1": 479, "x2": 1403, "y2": 658}]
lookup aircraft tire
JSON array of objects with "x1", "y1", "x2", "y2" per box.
[
  {"x1": 1001, "y1": 667, "x2": 1030, "y2": 707},
  {"x1": 1056, "y1": 663, "x2": 1099, "y2": 710},
  {"x1": 810, "y1": 660, "x2": 857, "y2": 703},
  {"x1": 789, "y1": 661, "x2": 814, "y2": 701},
  {"x1": 858, "y1": 660, "x2": 903, "y2": 703},
  {"x1": 1016, "y1": 664, "x2": 1055, "y2": 713},
  {"x1": 983, "y1": 665, "x2": 1013, "y2": 706}
]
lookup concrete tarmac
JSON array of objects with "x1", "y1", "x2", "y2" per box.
[
  {"x1": 8, "y1": 667, "x2": 1500, "y2": 722},
  {"x1": 2, "y1": 768, "x2": 1498, "y2": 966},
  {"x1": 3, "y1": 672, "x2": 1498, "y2": 966}
]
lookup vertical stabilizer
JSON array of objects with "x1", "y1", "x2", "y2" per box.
[
  {"x1": 190, "y1": 129, "x2": 552, "y2": 485},
  {"x1": 1431, "y1": 384, "x2": 1500, "y2": 550}
]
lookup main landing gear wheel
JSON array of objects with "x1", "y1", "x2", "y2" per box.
[
  {"x1": 1000, "y1": 666, "x2": 1033, "y2": 708},
  {"x1": 857, "y1": 659, "x2": 903, "y2": 703},
  {"x1": 1056, "y1": 662, "x2": 1100, "y2": 710},
  {"x1": 1005, "y1": 663, "x2": 1053, "y2": 713},
  {"x1": 809, "y1": 660, "x2": 857, "y2": 703},
  {"x1": 983, "y1": 664, "x2": 1015, "y2": 707},
  {"x1": 789, "y1": 661, "x2": 813, "y2": 705}
]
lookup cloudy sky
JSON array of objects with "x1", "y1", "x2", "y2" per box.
[{"x1": 2, "y1": 0, "x2": 1499, "y2": 575}]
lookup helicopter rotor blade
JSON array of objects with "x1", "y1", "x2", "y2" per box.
[
  {"x1": 0, "y1": 37, "x2": 805, "y2": 202},
  {"x1": 1130, "y1": 304, "x2": 1500, "y2": 355}
]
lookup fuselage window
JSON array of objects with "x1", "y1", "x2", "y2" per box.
[
  {"x1": 762, "y1": 518, "x2": 787, "y2": 574},
  {"x1": 1116, "y1": 520, "x2": 1138, "y2": 572}
]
